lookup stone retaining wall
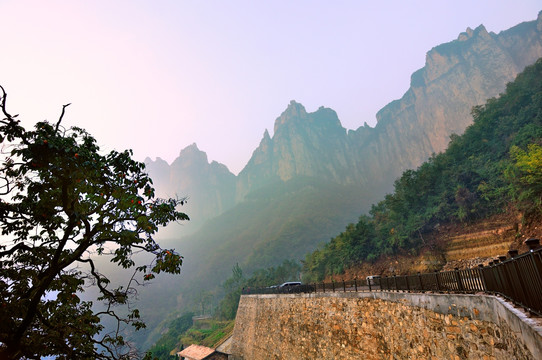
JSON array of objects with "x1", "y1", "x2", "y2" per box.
[{"x1": 230, "y1": 292, "x2": 542, "y2": 359}]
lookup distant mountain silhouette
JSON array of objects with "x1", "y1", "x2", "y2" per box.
[
  {"x1": 147, "y1": 13, "x2": 542, "y2": 236},
  {"x1": 134, "y1": 11, "x2": 542, "y2": 350},
  {"x1": 145, "y1": 143, "x2": 236, "y2": 235}
]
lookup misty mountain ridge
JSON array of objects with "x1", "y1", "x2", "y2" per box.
[
  {"x1": 147, "y1": 13, "x2": 542, "y2": 235},
  {"x1": 127, "y1": 11, "x2": 542, "y2": 349},
  {"x1": 144, "y1": 143, "x2": 236, "y2": 233},
  {"x1": 136, "y1": 7, "x2": 542, "y2": 304}
]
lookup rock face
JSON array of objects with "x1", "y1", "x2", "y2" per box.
[
  {"x1": 235, "y1": 102, "x2": 357, "y2": 200},
  {"x1": 134, "y1": 12, "x2": 542, "y2": 349},
  {"x1": 237, "y1": 12, "x2": 542, "y2": 199},
  {"x1": 147, "y1": 12, "x2": 542, "y2": 231},
  {"x1": 145, "y1": 144, "x2": 236, "y2": 229},
  {"x1": 354, "y1": 16, "x2": 542, "y2": 188}
]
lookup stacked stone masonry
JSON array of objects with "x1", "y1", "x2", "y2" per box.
[{"x1": 230, "y1": 292, "x2": 541, "y2": 360}]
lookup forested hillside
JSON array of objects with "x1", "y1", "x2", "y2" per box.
[
  {"x1": 135, "y1": 13, "x2": 542, "y2": 352},
  {"x1": 147, "y1": 57, "x2": 542, "y2": 355},
  {"x1": 302, "y1": 58, "x2": 542, "y2": 281}
]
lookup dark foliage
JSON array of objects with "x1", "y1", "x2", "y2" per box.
[{"x1": 0, "y1": 87, "x2": 188, "y2": 359}]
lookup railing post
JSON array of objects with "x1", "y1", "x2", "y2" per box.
[
  {"x1": 435, "y1": 272, "x2": 441, "y2": 292},
  {"x1": 343, "y1": 279, "x2": 346, "y2": 292},
  {"x1": 525, "y1": 239, "x2": 542, "y2": 309},
  {"x1": 509, "y1": 255, "x2": 528, "y2": 307},
  {"x1": 525, "y1": 238, "x2": 540, "y2": 251},
  {"x1": 477, "y1": 264, "x2": 487, "y2": 291},
  {"x1": 528, "y1": 251, "x2": 542, "y2": 290},
  {"x1": 405, "y1": 275, "x2": 410, "y2": 292},
  {"x1": 454, "y1": 268, "x2": 464, "y2": 292},
  {"x1": 492, "y1": 258, "x2": 506, "y2": 292},
  {"x1": 367, "y1": 277, "x2": 372, "y2": 292},
  {"x1": 529, "y1": 250, "x2": 542, "y2": 313},
  {"x1": 498, "y1": 256, "x2": 514, "y2": 297},
  {"x1": 354, "y1": 278, "x2": 358, "y2": 292}
]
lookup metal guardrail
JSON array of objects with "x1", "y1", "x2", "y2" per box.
[{"x1": 243, "y1": 239, "x2": 542, "y2": 317}]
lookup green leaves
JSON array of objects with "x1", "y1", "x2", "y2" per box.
[
  {"x1": 507, "y1": 143, "x2": 542, "y2": 213},
  {"x1": 0, "y1": 87, "x2": 188, "y2": 359},
  {"x1": 151, "y1": 249, "x2": 183, "y2": 275}
]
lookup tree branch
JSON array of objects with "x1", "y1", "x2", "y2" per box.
[
  {"x1": 0, "y1": 242, "x2": 33, "y2": 258},
  {"x1": 55, "y1": 103, "x2": 71, "y2": 133},
  {"x1": 78, "y1": 257, "x2": 116, "y2": 300}
]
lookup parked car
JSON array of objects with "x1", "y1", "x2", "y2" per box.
[
  {"x1": 277, "y1": 282, "x2": 317, "y2": 293},
  {"x1": 278, "y1": 282, "x2": 302, "y2": 293}
]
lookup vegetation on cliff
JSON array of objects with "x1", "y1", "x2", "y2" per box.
[
  {"x1": 144, "y1": 17, "x2": 542, "y2": 356},
  {"x1": 146, "y1": 312, "x2": 194, "y2": 359},
  {"x1": 147, "y1": 315, "x2": 234, "y2": 360},
  {"x1": 302, "y1": 58, "x2": 542, "y2": 281}
]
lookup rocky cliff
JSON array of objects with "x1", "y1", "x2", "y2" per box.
[
  {"x1": 349, "y1": 13, "x2": 542, "y2": 189},
  {"x1": 145, "y1": 144, "x2": 236, "y2": 231},
  {"x1": 135, "y1": 12, "x2": 542, "y2": 350},
  {"x1": 146, "y1": 12, "x2": 542, "y2": 232},
  {"x1": 235, "y1": 102, "x2": 359, "y2": 200}
]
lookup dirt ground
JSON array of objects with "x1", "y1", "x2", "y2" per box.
[{"x1": 326, "y1": 208, "x2": 542, "y2": 282}]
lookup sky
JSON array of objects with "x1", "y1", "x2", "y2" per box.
[{"x1": 0, "y1": 1, "x2": 540, "y2": 175}]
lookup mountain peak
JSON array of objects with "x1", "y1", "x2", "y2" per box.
[
  {"x1": 458, "y1": 27, "x2": 474, "y2": 41},
  {"x1": 283, "y1": 100, "x2": 307, "y2": 117},
  {"x1": 473, "y1": 24, "x2": 489, "y2": 37},
  {"x1": 181, "y1": 142, "x2": 200, "y2": 153},
  {"x1": 174, "y1": 143, "x2": 208, "y2": 166},
  {"x1": 274, "y1": 101, "x2": 308, "y2": 133}
]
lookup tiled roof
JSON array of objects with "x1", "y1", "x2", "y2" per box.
[{"x1": 178, "y1": 344, "x2": 215, "y2": 360}]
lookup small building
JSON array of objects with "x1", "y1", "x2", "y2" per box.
[{"x1": 177, "y1": 344, "x2": 228, "y2": 360}]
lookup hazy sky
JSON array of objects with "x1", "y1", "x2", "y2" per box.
[{"x1": 1, "y1": 1, "x2": 540, "y2": 174}]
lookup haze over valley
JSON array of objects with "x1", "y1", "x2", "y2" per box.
[
  {"x1": 129, "y1": 10, "x2": 542, "y2": 350},
  {"x1": 2, "y1": 2, "x2": 542, "y2": 356}
]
